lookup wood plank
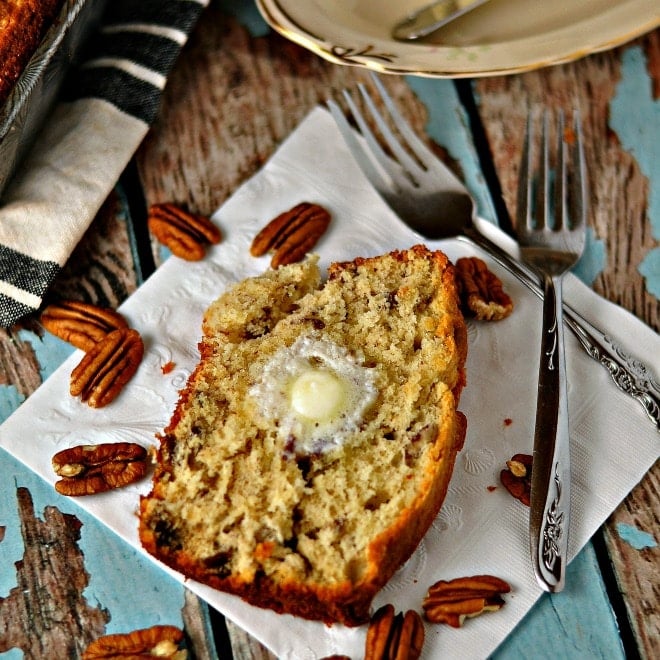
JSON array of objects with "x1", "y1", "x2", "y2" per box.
[
  {"x1": 474, "y1": 32, "x2": 660, "y2": 333},
  {"x1": 406, "y1": 75, "x2": 628, "y2": 660},
  {"x1": 602, "y1": 467, "x2": 660, "y2": 659},
  {"x1": 225, "y1": 619, "x2": 277, "y2": 660},
  {"x1": 136, "y1": 9, "x2": 434, "y2": 222},
  {"x1": 474, "y1": 30, "x2": 660, "y2": 660},
  {"x1": 0, "y1": 448, "x2": 219, "y2": 659},
  {"x1": 182, "y1": 589, "x2": 222, "y2": 660},
  {"x1": 0, "y1": 486, "x2": 108, "y2": 657}
]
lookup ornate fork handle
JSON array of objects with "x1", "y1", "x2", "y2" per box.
[
  {"x1": 462, "y1": 229, "x2": 660, "y2": 432},
  {"x1": 566, "y1": 314, "x2": 660, "y2": 429},
  {"x1": 529, "y1": 271, "x2": 570, "y2": 592}
]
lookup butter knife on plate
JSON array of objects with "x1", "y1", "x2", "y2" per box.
[{"x1": 392, "y1": 0, "x2": 493, "y2": 40}]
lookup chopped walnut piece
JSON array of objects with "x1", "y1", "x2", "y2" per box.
[
  {"x1": 500, "y1": 453, "x2": 533, "y2": 506},
  {"x1": 423, "y1": 575, "x2": 511, "y2": 627},
  {"x1": 507, "y1": 458, "x2": 528, "y2": 478},
  {"x1": 455, "y1": 256, "x2": 513, "y2": 321}
]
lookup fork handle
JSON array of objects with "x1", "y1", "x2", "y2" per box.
[
  {"x1": 462, "y1": 228, "x2": 660, "y2": 432},
  {"x1": 529, "y1": 273, "x2": 570, "y2": 592}
]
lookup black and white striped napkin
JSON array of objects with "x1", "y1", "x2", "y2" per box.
[{"x1": 0, "y1": 0, "x2": 209, "y2": 328}]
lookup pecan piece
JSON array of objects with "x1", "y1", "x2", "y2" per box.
[
  {"x1": 70, "y1": 328, "x2": 144, "y2": 408},
  {"x1": 40, "y1": 300, "x2": 128, "y2": 351},
  {"x1": 82, "y1": 624, "x2": 185, "y2": 659},
  {"x1": 148, "y1": 202, "x2": 221, "y2": 261},
  {"x1": 423, "y1": 575, "x2": 511, "y2": 627},
  {"x1": 500, "y1": 454, "x2": 532, "y2": 506},
  {"x1": 52, "y1": 442, "x2": 148, "y2": 496},
  {"x1": 500, "y1": 453, "x2": 533, "y2": 506},
  {"x1": 250, "y1": 201, "x2": 331, "y2": 268},
  {"x1": 365, "y1": 604, "x2": 424, "y2": 660},
  {"x1": 455, "y1": 256, "x2": 513, "y2": 321}
]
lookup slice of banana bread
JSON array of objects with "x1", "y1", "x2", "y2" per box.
[{"x1": 139, "y1": 245, "x2": 467, "y2": 626}]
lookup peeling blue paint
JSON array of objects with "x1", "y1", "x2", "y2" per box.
[
  {"x1": 80, "y1": 507, "x2": 187, "y2": 635},
  {"x1": 638, "y1": 247, "x2": 660, "y2": 298},
  {"x1": 0, "y1": 385, "x2": 23, "y2": 425},
  {"x1": 219, "y1": 0, "x2": 269, "y2": 37},
  {"x1": 609, "y1": 46, "x2": 660, "y2": 299},
  {"x1": 404, "y1": 76, "x2": 497, "y2": 223},
  {"x1": 616, "y1": 522, "x2": 657, "y2": 550},
  {"x1": 573, "y1": 228, "x2": 607, "y2": 286},
  {"x1": 1, "y1": 333, "x2": 188, "y2": 646},
  {"x1": 17, "y1": 329, "x2": 75, "y2": 380},
  {"x1": 0, "y1": 452, "x2": 188, "y2": 644},
  {"x1": 0, "y1": 331, "x2": 75, "y2": 424}
]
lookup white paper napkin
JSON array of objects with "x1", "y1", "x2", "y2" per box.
[{"x1": 1, "y1": 107, "x2": 658, "y2": 659}]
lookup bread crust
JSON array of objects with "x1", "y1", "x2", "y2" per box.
[
  {"x1": 0, "y1": 1, "x2": 65, "y2": 107},
  {"x1": 139, "y1": 410, "x2": 466, "y2": 625},
  {"x1": 139, "y1": 245, "x2": 468, "y2": 626}
]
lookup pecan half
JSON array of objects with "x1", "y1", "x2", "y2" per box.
[
  {"x1": 83, "y1": 624, "x2": 185, "y2": 659},
  {"x1": 500, "y1": 453, "x2": 533, "y2": 506},
  {"x1": 52, "y1": 442, "x2": 148, "y2": 496},
  {"x1": 148, "y1": 202, "x2": 221, "y2": 261},
  {"x1": 455, "y1": 256, "x2": 513, "y2": 321},
  {"x1": 423, "y1": 575, "x2": 511, "y2": 627},
  {"x1": 250, "y1": 201, "x2": 331, "y2": 268},
  {"x1": 365, "y1": 604, "x2": 424, "y2": 660},
  {"x1": 40, "y1": 300, "x2": 128, "y2": 351},
  {"x1": 70, "y1": 328, "x2": 144, "y2": 408}
]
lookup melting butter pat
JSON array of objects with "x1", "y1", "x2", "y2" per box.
[
  {"x1": 290, "y1": 369, "x2": 347, "y2": 421},
  {"x1": 249, "y1": 335, "x2": 378, "y2": 455}
]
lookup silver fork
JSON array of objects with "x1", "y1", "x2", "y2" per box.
[
  {"x1": 327, "y1": 74, "x2": 660, "y2": 432},
  {"x1": 517, "y1": 111, "x2": 586, "y2": 592}
]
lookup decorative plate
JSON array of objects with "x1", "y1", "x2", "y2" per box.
[{"x1": 256, "y1": 0, "x2": 660, "y2": 77}]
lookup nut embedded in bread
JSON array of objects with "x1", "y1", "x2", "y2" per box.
[{"x1": 139, "y1": 245, "x2": 468, "y2": 626}]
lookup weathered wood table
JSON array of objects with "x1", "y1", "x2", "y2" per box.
[{"x1": 1, "y1": 2, "x2": 658, "y2": 658}]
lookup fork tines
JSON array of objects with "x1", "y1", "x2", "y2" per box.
[
  {"x1": 327, "y1": 74, "x2": 438, "y2": 193},
  {"x1": 518, "y1": 109, "x2": 587, "y2": 234}
]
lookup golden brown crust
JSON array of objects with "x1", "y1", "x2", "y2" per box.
[
  {"x1": 0, "y1": 1, "x2": 65, "y2": 107},
  {"x1": 139, "y1": 245, "x2": 467, "y2": 627}
]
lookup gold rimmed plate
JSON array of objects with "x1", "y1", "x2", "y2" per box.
[{"x1": 256, "y1": 0, "x2": 659, "y2": 77}]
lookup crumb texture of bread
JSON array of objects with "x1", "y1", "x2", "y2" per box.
[
  {"x1": 0, "y1": 0, "x2": 65, "y2": 107},
  {"x1": 139, "y1": 245, "x2": 468, "y2": 626}
]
